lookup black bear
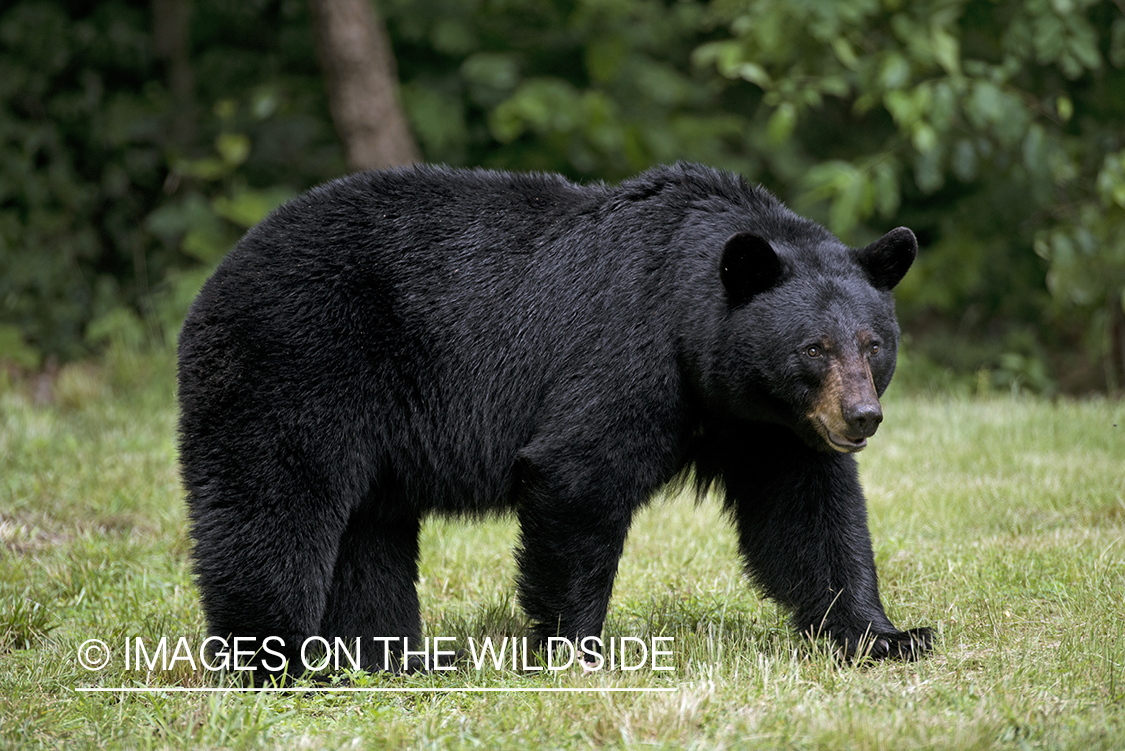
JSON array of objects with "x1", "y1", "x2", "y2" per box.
[{"x1": 177, "y1": 162, "x2": 933, "y2": 678}]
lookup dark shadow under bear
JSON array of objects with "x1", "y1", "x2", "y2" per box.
[{"x1": 177, "y1": 163, "x2": 933, "y2": 679}]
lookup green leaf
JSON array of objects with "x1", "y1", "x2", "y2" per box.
[
  {"x1": 951, "y1": 139, "x2": 977, "y2": 182},
  {"x1": 879, "y1": 53, "x2": 911, "y2": 90},
  {"x1": 1064, "y1": 14, "x2": 1101, "y2": 73},
  {"x1": 735, "y1": 62, "x2": 771, "y2": 89},
  {"x1": 966, "y1": 81, "x2": 1003, "y2": 128},
  {"x1": 488, "y1": 79, "x2": 583, "y2": 143},
  {"x1": 215, "y1": 133, "x2": 250, "y2": 167},
  {"x1": 461, "y1": 53, "x2": 519, "y2": 91},
  {"x1": 931, "y1": 26, "x2": 960, "y2": 76},
  {"x1": 211, "y1": 187, "x2": 293, "y2": 229},
  {"x1": 914, "y1": 148, "x2": 944, "y2": 193},
  {"x1": 1096, "y1": 150, "x2": 1125, "y2": 209},
  {"x1": 1023, "y1": 124, "x2": 1048, "y2": 177},
  {"x1": 402, "y1": 82, "x2": 469, "y2": 159},
  {"x1": 831, "y1": 38, "x2": 859, "y2": 70},
  {"x1": 1056, "y1": 96, "x2": 1073, "y2": 122},
  {"x1": 690, "y1": 40, "x2": 742, "y2": 78},
  {"x1": 144, "y1": 194, "x2": 213, "y2": 246},
  {"x1": 251, "y1": 87, "x2": 279, "y2": 120},
  {"x1": 172, "y1": 156, "x2": 229, "y2": 181},
  {"x1": 431, "y1": 18, "x2": 477, "y2": 55},
  {"x1": 766, "y1": 103, "x2": 796, "y2": 145},
  {"x1": 144, "y1": 194, "x2": 230, "y2": 264},
  {"x1": 873, "y1": 161, "x2": 900, "y2": 217},
  {"x1": 828, "y1": 168, "x2": 865, "y2": 237},
  {"x1": 912, "y1": 123, "x2": 938, "y2": 154}
]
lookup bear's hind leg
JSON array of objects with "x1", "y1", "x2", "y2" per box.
[
  {"x1": 188, "y1": 484, "x2": 350, "y2": 684},
  {"x1": 318, "y1": 503, "x2": 423, "y2": 673}
]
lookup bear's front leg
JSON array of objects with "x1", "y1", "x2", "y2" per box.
[{"x1": 720, "y1": 430, "x2": 933, "y2": 661}]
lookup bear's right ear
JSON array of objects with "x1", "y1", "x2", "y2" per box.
[{"x1": 720, "y1": 232, "x2": 783, "y2": 304}]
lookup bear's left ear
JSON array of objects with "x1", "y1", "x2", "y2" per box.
[
  {"x1": 720, "y1": 232, "x2": 783, "y2": 304},
  {"x1": 852, "y1": 227, "x2": 917, "y2": 291}
]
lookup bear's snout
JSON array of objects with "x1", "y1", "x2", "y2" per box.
[
  {"x1": 843, "y1": 400, "x2": 883, "y2": 439},
  {"x1": 807, "y1": 354, "x2": 884, "y2": 453}
]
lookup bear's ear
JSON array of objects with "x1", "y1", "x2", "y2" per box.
[
  {"x1": 853, "y1": 227, "x2": 917, "y2": 291},
  {"x1": 720, "y1": 232, "x2": 783, "y2": 304}
]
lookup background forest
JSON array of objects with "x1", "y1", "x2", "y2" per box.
[{"x1": 2, "y1": 0, "x2": 1124, "y2": 394}]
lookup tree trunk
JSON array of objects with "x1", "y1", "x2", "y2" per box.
[
  {"x1": 152, "y1": 0, "x2": 196, "y2": 147},
  {"x1": 308, "y1": 0, "x2": 420, "y2": 172}
]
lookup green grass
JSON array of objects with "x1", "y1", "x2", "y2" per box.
[{"x1": 1, "y1": 352, "x2": 1123, "y2": 749}]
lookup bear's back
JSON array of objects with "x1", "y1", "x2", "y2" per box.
[{"x1": 178, "y1": 167, "x2": 680, "y2": 513}]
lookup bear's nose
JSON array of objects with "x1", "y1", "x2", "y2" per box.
[{"x1": 844, "y1": 402, "x2": 883, "y2": 438}]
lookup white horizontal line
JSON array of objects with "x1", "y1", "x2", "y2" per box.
[{"x1": 74, "y1": 686, "x2": 677, "y2": 694}]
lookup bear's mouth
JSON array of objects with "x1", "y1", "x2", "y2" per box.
[{"x1": 824, "y1": 426, "x2": 868, "y2": 453}]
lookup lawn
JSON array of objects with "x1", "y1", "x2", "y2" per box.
[{"x1": 1, "y1": 350, "x2": 1123, "y2": 749}]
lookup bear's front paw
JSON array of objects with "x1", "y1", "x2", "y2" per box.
[{"x1": 846, "y1": 626, "x2": 934, "y2": 662}]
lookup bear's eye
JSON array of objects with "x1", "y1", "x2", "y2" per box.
[
  {"x1": 805, "y1": 345, "x2": 821, "y2": 358},
  {"x1": 869, "y1": 342, "x2": 880, "y2": 355}
]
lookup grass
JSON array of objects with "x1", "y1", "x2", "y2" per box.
[{"x1": 1, "y1": 349, "x2": 1123, "y2": 749}]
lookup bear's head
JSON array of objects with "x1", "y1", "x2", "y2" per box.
[{"x1": 705, "y1": 225, "x2": 917, "y2": 453}]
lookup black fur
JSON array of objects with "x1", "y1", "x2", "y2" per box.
[{"x1": 177, "y1": 163, "x2": 932, "y2": 678}]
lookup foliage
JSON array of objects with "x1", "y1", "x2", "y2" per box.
[
  {"x1": 1, "y1": 0, "x2": 1124, "y2": 391},
  {"x1": 694, "y1": 0, "x2": 1125, "y2": 392},
  {"x1": 384, "y1": 0, "x2": 751, "y2": 179},
  {"x1": 0, "y1": 0, "x2": 341, "y2": 362}
]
